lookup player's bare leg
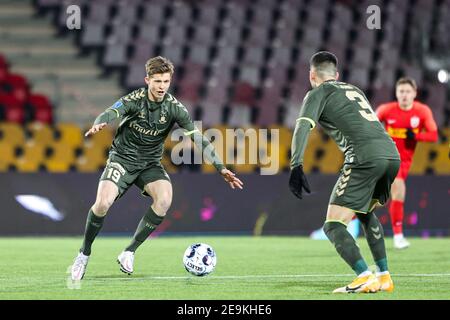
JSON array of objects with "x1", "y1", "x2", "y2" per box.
[
  {"x1": 390, "y1": 178, "x2": 410, "y2": 249},
  {"x1": 324, "y1": 204, "x2": 380, "y2": 293},
  {"x1": 71, "y1": 180, "x2": 119, "y2": 281},
  {"x1": 119, "y1": 180, "x2": 172, "y2": 274}
]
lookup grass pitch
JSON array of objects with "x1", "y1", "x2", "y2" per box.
[{"x1": 0, "y1": 236, "x2": 449, "y2": 300}]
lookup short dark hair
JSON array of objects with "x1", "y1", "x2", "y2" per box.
[
  {"x1": 145, "y1": 56, "x2": 174, "y2": 77},
  {"x1": 310, "y1": 51, "x2": 338, "y2": 77},
  {"x1": 396, "y1": 77, "x2": 417, "y2": 90}
]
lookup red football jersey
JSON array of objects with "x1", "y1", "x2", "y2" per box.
[{"x1": 376, "y1": 101, "x2": 438, "y2": 163}]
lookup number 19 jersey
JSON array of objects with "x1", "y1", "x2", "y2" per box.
[{"x1": 297, "y1": 80, "x2": 399, "y2": 164}]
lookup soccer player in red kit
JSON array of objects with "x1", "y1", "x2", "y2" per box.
[{"x1": 376, "y1": 77, "x2": 438, "y2": 249}]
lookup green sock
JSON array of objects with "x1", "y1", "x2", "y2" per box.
[
  {"x1": 356, "y1": 212, "x2": 388, "y2": 272},
  {"x1": 125, "y1": 207, "x2": 164, "y2": 252},
  {"x1": 80, "y1": 209, "x2": 105, "y2": 256},
  {"x1": 323, "y1": 221, "x2": 369, "y2": 275}
]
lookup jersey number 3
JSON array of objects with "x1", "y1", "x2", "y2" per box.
[{"x1": 345, "y1": 90, "x2": 378, "y2": 122}]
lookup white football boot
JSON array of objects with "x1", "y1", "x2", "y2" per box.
[
  {"x1": 71, "y1": 252, "x2": 89, "y2": 281},
  {"x1": 117, "y1": 251, "x2": 135, "y2": 275},
  {"x1": 394, "y1": 234, "x2": 410, "y2": 249}
]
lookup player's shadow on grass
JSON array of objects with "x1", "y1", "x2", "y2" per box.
[{"x1": 274, "y1": 280, "x2": 338, "y2": 293}]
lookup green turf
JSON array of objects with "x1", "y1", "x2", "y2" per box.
[{"x1": 0, "y1": 236, "x2": 449, "y2": 300}]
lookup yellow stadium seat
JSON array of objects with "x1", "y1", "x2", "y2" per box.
[
  {"x1": 259, "y1": 142, "x2": 289, "y2": 174},
  {"x1": 0, "y1": 142, "x2": 15, "y2": 171},
  {"x1": 231, "y1": 142, "x2": 257, "y2": 173},
  {"x1": 0, "y1": 122, "x2": 25, "y2": 146},
  {"x1": 15, "y1": 141, "x2": 45, "y2": 172},
  {"x1": 43, "y1": 142, "x2": 75, "y2": 172},
  {"x1": 87, "y1": 127, "x2": 114, "y2": 149},
  {"x1": 432, "y1": 144, "x2": 450, "y2": 174},
  {"x1": 56, "y1": 123, "x2": 83, "y2": 148},
  {"x1": 26, "y1": 122, "x2": 54, "y2": 145},
  {"x1": 74, "y1": 142, "x2": 107, "y2": 172},
  {"x1": 317, "y1": 141, "x2": 344, "y2": 174},
  {"x1": 409, "y1": 143, "x2": 433, "y2": 175},
  {"x1": 268, "y1": 125, "x2": 292, "y2": 148}
]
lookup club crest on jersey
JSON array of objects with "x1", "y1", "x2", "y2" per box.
[
  {"x1": 410, "y1": 116, "x2": 420, "y2": 128},
  {"x1": 159, "y1": 110, "x2": 168, "y2": 124},
  {"x1": 138, "y1": 111, "x2": 146, "y2": 119}
]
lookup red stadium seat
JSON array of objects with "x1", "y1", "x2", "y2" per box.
[
  {"x1": 4, "y1": 73, "x2": 28, "y2": 90},
  {"x1": 0, "y1": 54, "x2": 7, "y2": 70},
  {"x1": 231, "y1": 81, "x2": 256, "y2": 105},
  {"x1": 0, "y1": 94, "x2": 25, "y2": 124},
  {"x1": 28, "y1": 94, "x2": 53, "y2": 124}
]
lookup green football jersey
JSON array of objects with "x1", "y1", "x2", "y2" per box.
[
  {"x1": 94, "y1": 88, "x2": 225, "y2": 171},
  {"x1": 291, "y1": 80, "x2": 400, "y2": 168}
]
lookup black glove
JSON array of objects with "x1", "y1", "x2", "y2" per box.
[
  {"x1": 405, "y1": 128, "x2": 416, "y2": 140},
  {"x1": 289, "y1": 165, "x2": 311, "y2": 199}
]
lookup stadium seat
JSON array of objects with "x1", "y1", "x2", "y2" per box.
[
  {"x1": 231, "y1": 81, "x2": 256, "y2": 105},
  {"x1": 81, "y1": 23, "x2": 105, "y2": 48},
  {"x1": 103, "y1": 43, "x2": 128, "y2": 68},
  {"x1": 267, "y1": 47, "x2": 293, "y2": 68},
  {"x1": 197, "y1": 4, "x2": 220, "y2": 26},
  {"x1": 142, "y1": 2, "x2": 166, "y2": 25},
  {"x1": 85, "y1": 2, "x2": 112, "y2": 24},
  {"x1": 431, "y1": 144, "x2": 450, "y2": 174},
  {"x1": 238, "y1": 65, "x2": 261, "y2": 87},
  {"x1": 277, "y1": 2, "x2": 301, "y2": 28},
  {"x1": 191, "y1": 26, "x2": 217, "y2": 47},
  {"x1": 200, "y1": 102, "x2": 224, "y2": 127},
  {"x1": 86, "y1": 126, "x2": 113, "y2": 149},
  {"x1": 0, "y1": 122, "x2": 26, "y2": 146},
  {"x1": 125, "y1": 63, "x2": 146, "y2": 90},
  {"x1": 74, "y1": 143, "x2": 107, "y2": 172},
  {"x1": 252, "y1": 6, "x2": 274, "y2": 26},
  {"x1": 187, "y1": 45, "x2": 211, "y2": 65},
  {"x1": 217, "y1": 26, "x2": 243, "y2": 47},
  {"x1": 228, "y1": 104, "x2": 252, "y2": 127},
  {"x1": 26, "y1": 122, "x2": 54, "y2": 145},
  {"x1": 245, "y1": 25, "x2": 270, "y2": 47},
  {"x1": 43, "y1": 142, "x2": 75, "y2": 172},
  {"x1": 15, "y1": 141, "x2": 45, "y2": 172},
  {"x1": 317, "y1": 141, "x2": 344, "y2": 174},
  {"x1": 0, "y1": 142, "x2": 15, "y2": 171},
  {"x1": 28, "y1": 94, "x2": 53, "y2": 124},
  {"x1": 136, "y1": 25, "x2": 160, "y2": 44},
  {"x1": 409, "y1": 143, "x2": 433, "y2": 174},
  {"x1": 55, "y1": 123, "x2": 83, "y2": 148},
  {"x1": 3, "y1": 104, "x2": 25, "y2": 124}
]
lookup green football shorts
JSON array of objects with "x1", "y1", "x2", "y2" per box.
[
  {"x1": 100, "y1": 158, "x2": 171, "y2": 200},
  {"x1": 329, "y1": 158, "x2": 400, "y2": 213}
]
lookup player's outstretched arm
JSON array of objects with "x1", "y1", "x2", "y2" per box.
[
  {"x1": 192, "y1": 131, "x2": 244, "y2": 190},
  {"x1": 85, "y1": 100, "x2": 128, "y2": 137},
  {"x1": 220, "y1": 168, "x2": 243, "y2": 190},
  {"x1": 85, "y1": 122, "x2": 107, "y2": 137}
]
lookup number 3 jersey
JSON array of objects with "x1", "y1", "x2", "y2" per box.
[{"x1": 291, "y1": 80, "x2": 399, "y2": 168}]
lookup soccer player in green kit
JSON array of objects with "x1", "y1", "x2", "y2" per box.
[
  {"x1": 289, "y1": 52, "x2": 400, "y2": 293},
  {"x1": 70, "y1": 56, "x2": 243, "y2": 281}
]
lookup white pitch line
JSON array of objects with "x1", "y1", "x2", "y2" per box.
[{"x1": 85, "y1": 273, "x2": 450, "y2": 281}]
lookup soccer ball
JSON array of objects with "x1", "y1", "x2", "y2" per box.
[{"x1": 183, "y1": 243, "x2": 217, "y2": 276}]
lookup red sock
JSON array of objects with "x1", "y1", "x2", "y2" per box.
[{"x1": 389, "y1": 200, "x2": 404, "y2": 235}]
